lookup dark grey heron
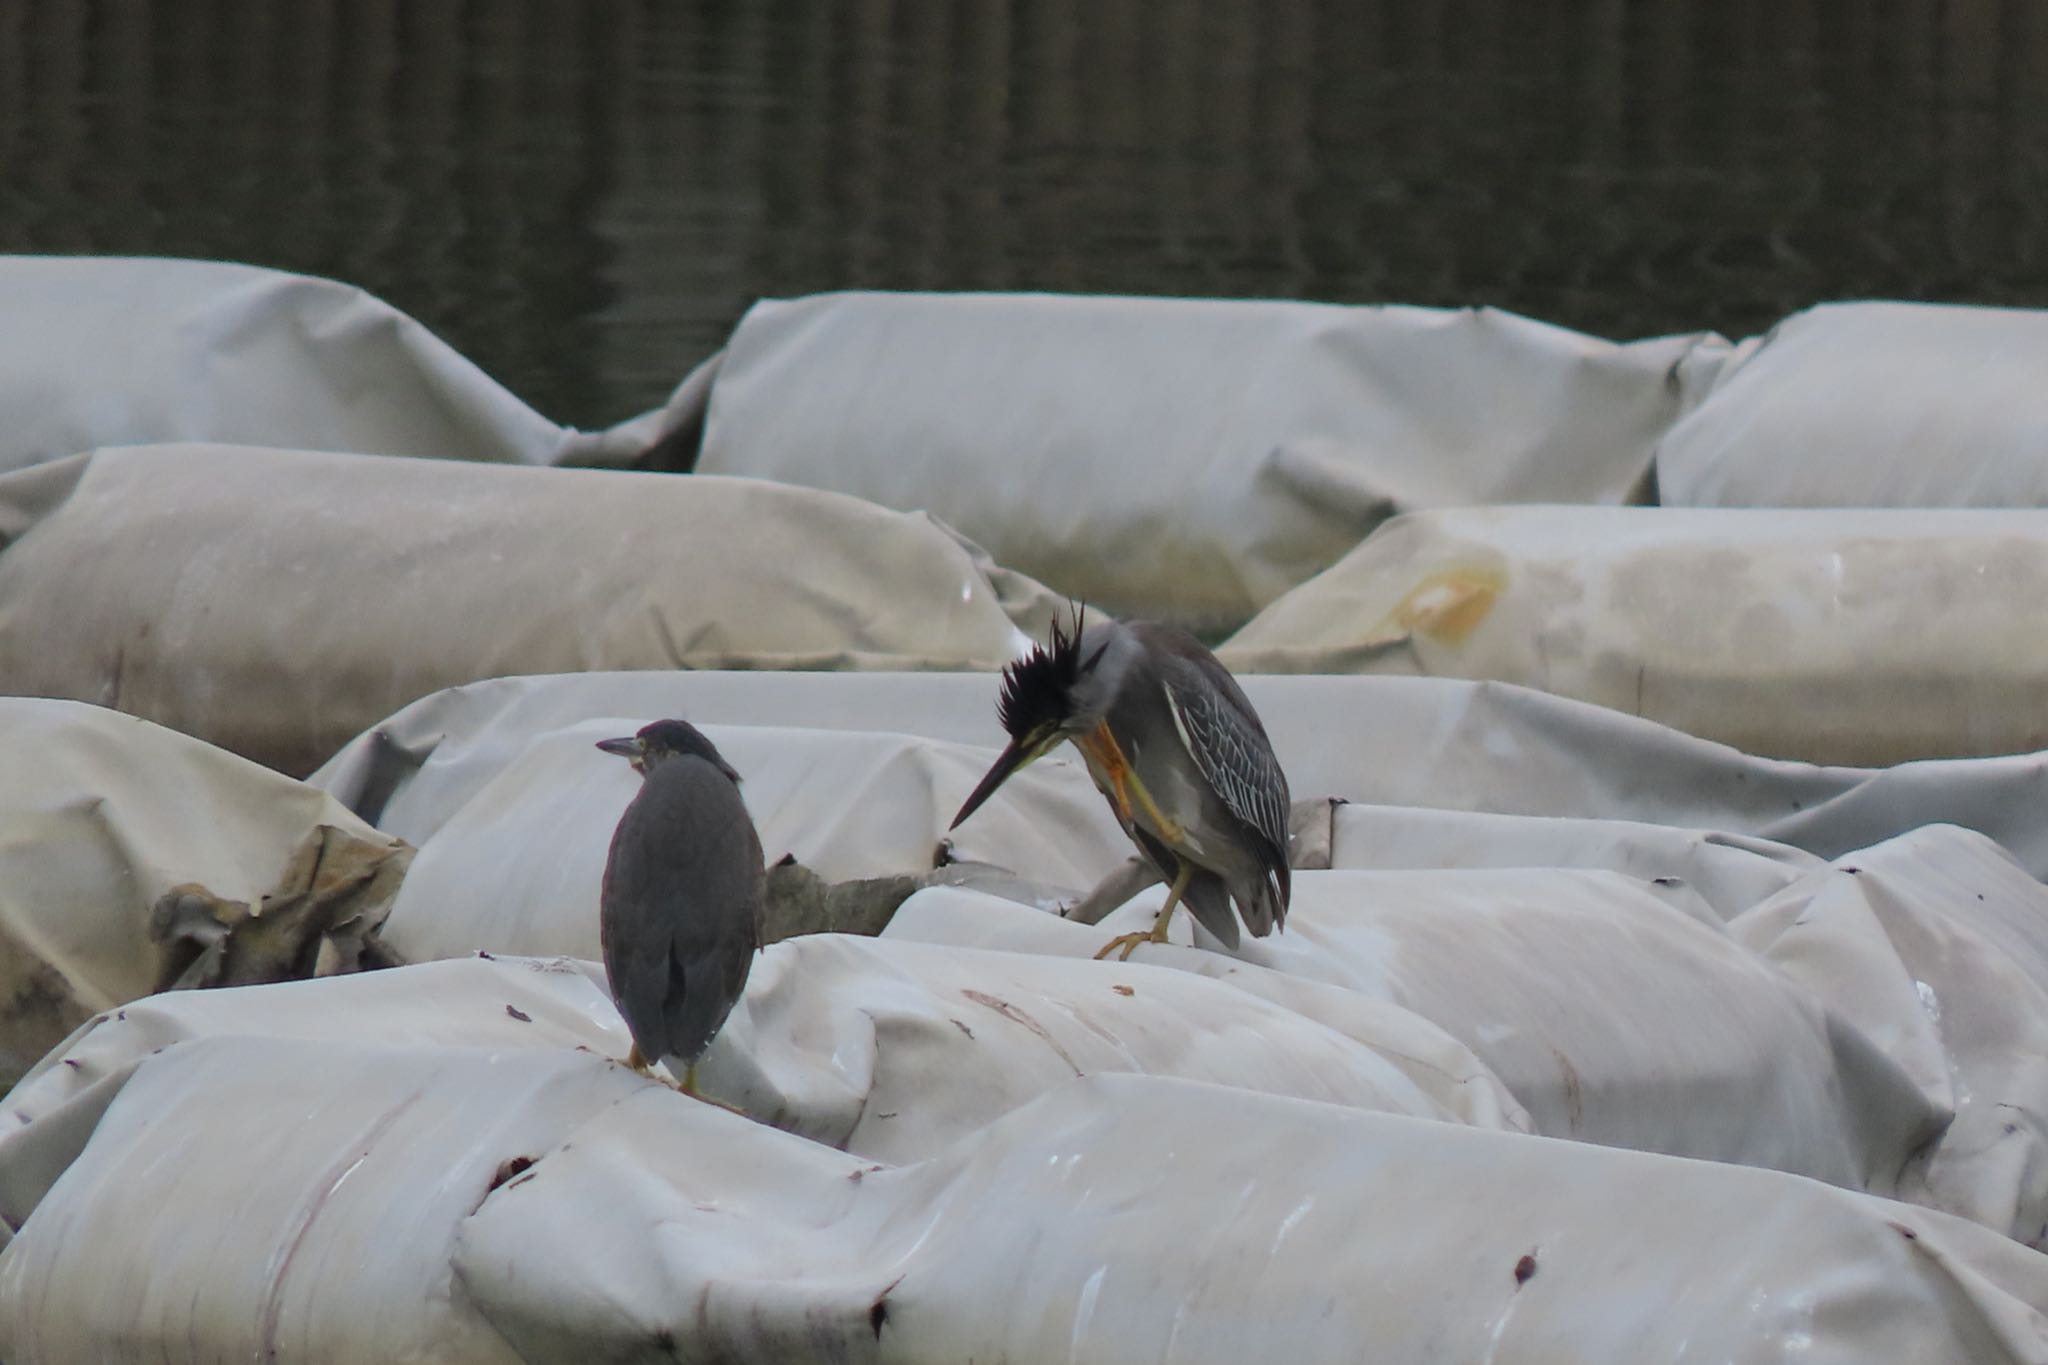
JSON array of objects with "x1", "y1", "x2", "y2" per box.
[
  {"x1": 597, "y1": 719, "x2": 765, "y2": 1095},
  {"x1": 950, "y1": 610, "x2": 1293, "y2": 960}
]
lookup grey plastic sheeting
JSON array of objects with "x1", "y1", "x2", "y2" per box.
[
  {"x1": 1658, "y1": 301, "x2": 2048, "y2": 510},
  {"x1": 0, "y1": 445, "x2": 1059, "y2": 776},
  {"x1": 1220, "y1": 504, "x2": 2048, "y2": 766},
  {"x1": 0, "y1": 255, "x2": 683, "y2": 472},
  {"x1": 6, "y1": 1013, "x2": 2047, "y2": 1362},
  {"x1": 697, "y1": 291, "x2": 1728, "y2": 631},
  {"x1": 315, "y1": 669, "x2": 2048, "y2": 881},
  {"x1": 0, "y1": 698, "x2": 404, "y2": 1088}
]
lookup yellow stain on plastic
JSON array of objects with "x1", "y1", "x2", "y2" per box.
[{"x1": 1380, "y1": 564, "x2": 1506, "y2": 646}]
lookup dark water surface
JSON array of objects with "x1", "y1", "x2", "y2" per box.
[{"x1": 4, "y1": 0, "x2": 2047, "y2": 429}]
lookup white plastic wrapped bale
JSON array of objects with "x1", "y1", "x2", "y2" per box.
[
  {"x1": 1220, "y1": 504, "x2": 2048, "y2": 766},
  {"x1": 0, "y1": 698, "x2": 408, "y2": 1091},
  {"x1": 887, "y1": 874, "x2": 1936, "y2": 1194},
  {"x1": 0, "y1": 946, "x2": 1517, "y2": 1218},
  {"x1": 0, "y1": 956, "x2": 630, "y2": 1245},
  {"x1": 1321, "y1": 801, "x2": 1824, "y2": 921},
  {"x1": 0, "y1": 444, "x2": 1062, "y2": 776},
  {"x1": 0, "y1": 255, "x2": 688, "y2": 472},
  {"x1": 8, "y1": 1038, "x2": 2046, "y2": 1360},
  {"x1": 380, "y1": 718, "x2": 1131, "y2": 966},
  {"x1": 696, "y1": 291, "x2": 1724, "y2": 631},
  {"x1": 1733, "y1": 824, "x2": 2048, "y2": 1248},
  {"x1": 467, "y1": 1075, "x2": 2048, "y2": 1363},
  {"x1": 1658, "y1": 301, "x2": 2048, "y2": 509},
  {"x1": 313, "y1": 669, "x2": 2048, "y2": 882},
  {"x1": 0, "y1": 1035, "x2": 636, "y2": 1362},
  {"x1": 682, "y1": 934, "x2": 1527, "y2": 1158}
]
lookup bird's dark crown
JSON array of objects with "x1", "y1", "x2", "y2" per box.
[
  {"x1": 997, "y1": 606, "x2": 1094, "y2": 741},
  {"x1": 636, "y1": 719, "x2": 740, "y2": 781}
]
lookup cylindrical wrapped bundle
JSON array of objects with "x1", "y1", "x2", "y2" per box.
[
  {"x1": 1222, "y1": 504, "x2": 2048, "y2": 765},
  {"x1": 697, "y1": 291, "x2": 1720, "y2": 631},
  {"x1": 0, "y1": 444, "x2": 1059, "y2": 774},
  {"x1": 1659, "y1": 301, "x2": 2048, "y2": 510}
]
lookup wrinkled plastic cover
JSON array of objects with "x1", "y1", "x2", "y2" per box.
[
  {"x1": 1659, "y1": 301, "x2": 2048, "y2": 509},
  {"x1": 1732, "y1": 823, "x2": 2048, "y2": 1246},
  {"x1": 885, "y1": 872, "x2": 1933, "y2": 1190},
  {"x1": 314, "y1": 669, "x2": 2048, "y2": 880},
  {"x1": 0, "y1": 255, "x2": 692, "y2": 472},
  {"x1": 0, "y1": 945, "x2": 1517, "y2": 1201},
  {"x1": 7, "y1": 1022, "x2": 2047, "y2": 1363},
  {"x1": 12, "y1": 750, "x2": 2048, "y2": 1355},
  {"x1": 1221, "y1": 504, "x2": 2048, "y2": 765},
  {"x1": 0, "y1": 699, "x2": 404, "y2": 1088},
  {"x1": 467, "y1": 1072, "x2": 2048, "y2": 1364},
  {"x1": 0, "y1": 445, "x2": 1056, "y2": 775},
  {"x1": 1, "y1": 1032, "x2": 625, "y2": 1363},
  {"x1": 698, "y1": 291, "x2": 1726, "y2": 630}
]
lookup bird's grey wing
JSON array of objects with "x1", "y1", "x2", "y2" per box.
[
  {"x1": 599, "y1": 812, "x2": 691, "y2": 1056},
  {"x1": 655, "y1": 789, "x2": 765, "y2": 1062},
  {"x1": 1158, "y1": 656, "x2": 1293, "y2": 887}
]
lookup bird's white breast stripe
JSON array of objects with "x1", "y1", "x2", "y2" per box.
[{"x1": 1163, "y1": 681, "x2": 1197, "y2": 759}]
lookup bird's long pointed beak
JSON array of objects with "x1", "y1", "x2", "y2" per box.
[
  {"x1": 950, "y1": 737, "x2": 1038, "y2": 830},
  {"x1": 596, "y1": 735, "x2": 646, "y2": 760}
]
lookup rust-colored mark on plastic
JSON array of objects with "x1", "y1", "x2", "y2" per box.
[
  {"x1": 963, "y1": 989, "x2": 1084, "y2": 1076},
  {"x1": 1387, "y1": 564, "x2": 1506, "y2": 646}
]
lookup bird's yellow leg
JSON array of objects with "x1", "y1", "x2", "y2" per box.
[
  {"x1": 673, "y1": 1061, "x2": 753, "y2": 1117},
  {"x1": 628, "y1": 1051, "x2": 742, "y2": 1115},
  {"x1": 1094, "y1": 863, "x2": 1194, "y2": 961}
]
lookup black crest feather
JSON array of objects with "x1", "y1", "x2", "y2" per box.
[{"x1": 996, "y1": 604, "x2": 1089, "y2": 741}]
